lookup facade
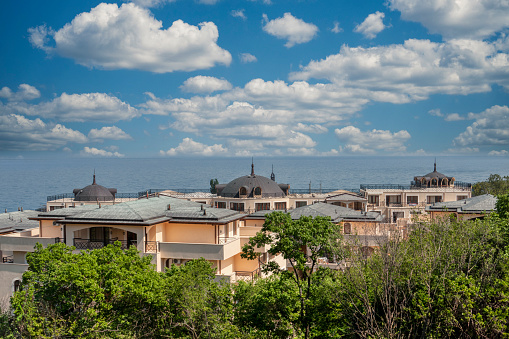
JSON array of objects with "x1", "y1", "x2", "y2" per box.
[
  {"x1": 361, "y1": 163, "x2": 472, "y2": 223},
  {"x1": 0, "y1": 195, "x2": 284, "y2": 301},
  {"x1": 426, "y1": 194, "x2": 497, "y2": 220}
]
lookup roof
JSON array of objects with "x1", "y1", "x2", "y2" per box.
[
  {"x1": 36, "y1": 196, "x2": 244, "y2": 225},
  {"x1": 289, "y1": 203, "x2": 382, "y2": 222},
  {"x1": 73, "y1": 174, "x2": 117, "y2": 202},
  {"x1": 426, "y1": 194, "x2": 497, "y2": 214},
  {"x1": 218, "y1": 163, "x2": 286, "y2": 198},
  {"x1": 325, "y1": 193, "x2": 367, "y2": 202},
  {"x1": 0, "y1": 210, "x2": 40, "y2": 234}
]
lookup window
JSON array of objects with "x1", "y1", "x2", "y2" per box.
[
  {"x1": 343, "y1": 223, "x2": 351, "y2": 234},
  {"x1": 407, "y1": 196, "x2": 418, "y2": 205},
  {"x1": 239, "y1": 187, "x2": 247, "y2": 196},
  {"x1": 215, "y1": 201, "x2": 226, "y2": 209},
  {"x1": 457, "y1": 195, "x2": 468, "y2": 201},
  {"x1": 255, "y1": 203, "x2": 270, "y2": 211},
  {"x1": 230, "y1": 202, "x2": 244, "y2": 212},
  {"x1": 386, "y1": 195, "x2": 401, "y2": 205},
  {"x1": 296, "y1": 201, "x2": 307, "y2": 208},
  {"x1": 274, "y1": 202, "x2": 286, "y2": 210},
  {"x1": 368, "y1": 195, "x2": 379, "y2": 205},
  {"x1": 427, "y1": 196, "x2": 442, "y2": 204},
  {"x1": 254, "y1": 187, "x2": 262, "y2": 196}
]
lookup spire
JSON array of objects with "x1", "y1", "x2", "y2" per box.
[
  {"x1": 271, "y1": 164, "x2": 275, "y2": 181},
  {"x1": 434, "y1": 158, "x2": 437, "y2": 172},
  {"x1": 93, "y1": 169, "x2": 96, "y2": 185},
  {"x1": 251, "y1": 157, "x2": 255, "y2": 176}
]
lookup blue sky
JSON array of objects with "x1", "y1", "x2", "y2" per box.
[{"x1": 1, "y1": 0, "x2": 508, "y2": 158}]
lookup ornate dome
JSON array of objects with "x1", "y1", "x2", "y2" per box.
[
  {"x1": 217, "y1": 163, "x2": 287, "y2": 198},
  {"x1": 73, "y1": 174, "x2": 117, "y2": 201},
  {"x1": 413, "y1": 161, "x2": 455, "y2": 188}
]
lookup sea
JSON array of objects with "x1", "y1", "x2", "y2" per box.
[{"x1": 1, "y1": 156, "x2": 508, "y2": 212}]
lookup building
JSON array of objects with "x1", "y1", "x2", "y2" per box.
[
  {"x1": 46, "y1": 173, "x2": 138, "y2": 211},
  {"x1": 426, "y1": 194, "x2": 497, "y2": 220},
  {"x1": 361, "y1": 162, "x2": 472, "y2": 223},
  {"x1": 0, "y1": 195, "x2": 285, "y2": 301}
]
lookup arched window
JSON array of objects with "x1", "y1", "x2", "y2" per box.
[
  {"x1": 344, "y1": 223, "x2": 351, "y2": 234},
  {"x1": 239, "y1": 187, "x2": 247, "y2": 196},
  {"x1": 441, "y1": 178, "x2": 448, "y2": 186},
  {"x1": 13, "y1": 279, "x2": 21, "y2": 292},
  {"x1": 431, "y1": 178, "x2": 438, "y2": 187},
  {"x1": 254, "y1": 187, "x2": 262, "y2": 196}
]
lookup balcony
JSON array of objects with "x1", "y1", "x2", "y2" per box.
[
  {"x1": 159, "y1": 237, "x2": 240, "y2": 260},
  {"x1": 72, "y1": 239, "x2": 158, "y2": 253}
]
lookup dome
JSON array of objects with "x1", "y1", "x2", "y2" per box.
[
  {"x1": 413, "y1": 161, "x2": 455, "y2": 188},
  {"x1": 73, "y1": 174, "x2": 117, "y2": 201},
  {"x1": 218, "y1": 163, "x2": 287, "y2": 198}
]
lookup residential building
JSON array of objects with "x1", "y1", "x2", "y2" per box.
[{"x1": 426, "y1": 194, "x2": 497, "y2": 220}]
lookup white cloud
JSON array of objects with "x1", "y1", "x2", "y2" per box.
[
  {"x1": 240, "y1": 53, "x2": 257, "y2": 63},
  {"x1": 29, "y1": 3, "x2": 231, "y2": 73},
  {"x1": 445, "y1": 147, "x2": 480, "y2": 154},
  {"x1": 428, "y1": 108, "x2": 443, "y2": 117},
  {"x1": 335, "y1": 126, "x2": 411, "y2": 154},
  {"x1": 262, "y1": 13, "x2": 318, "y2": 48},
  {"x1": 0, "y1": 84, "x2": 40, "y2": 101},
  {"x1": 82, "y1": 146, "x2": 125, "y2": 157},
  {"x1": 1, "y1": 91, "x2": 139, "y2": 123},
  {"x1": 389, "y1": 0, "x2": 509, "y2": 40},
  {"x1": 180, "y1": 76, "x2": 232, "y2": 93},
  {"x1": 354, "y1": 11, "x2": 387, "y2": 39},
  {"x1": 290, "y1": 39, "x2": 509, "y2": 102},
  {"x1": 160, "y1": 137, "x2": 228, "y2": 156},
  {"x1": 128, "y1": 0, "x2": 177, "y2": 8},
  {"x1": 231, "y1": 9, "x2": 246, "y2": 20},
  {"x1": 488, "y1": 150, "x2": 508, "y2": 156},
  {"x1": 88, "y1": 126, "x2": 132, "y2": 140},
  {"x1": 454, "y1": 105, "x2": 509, "y2": 147},
  {"x1": 0, "y1": 114, "x2": 87, "y2": 151},
  {"x1": 331, "y1": 21, "x2": 343, "y2": 34},
  {"x1": 294, "y1": 123, "x2": 328, "y2": 134},
  {"x1": 444, "y1": 113, "x2": 465, "y2": 121},
  {"x1": 198, "y1": 0, "x2": 220, "y2": 4}
]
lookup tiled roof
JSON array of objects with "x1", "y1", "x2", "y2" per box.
[
  {"x1": 0, "y1": 210, "x2": 40, "y2": 233},
  {"x1": 426, "y1": 194, "x2": 497, "y2": 213},
  {"x1": 289, "y1": 202, "x2": 382, "y2": 222},
  {"x1": 325, "y1": 193, "x2": 367, "y2": 202}
]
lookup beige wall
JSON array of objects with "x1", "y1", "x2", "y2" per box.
[
  {"x1": 40, "y1": 220, "x2": 62, "y2": 238},
  {"x1": 164, "y1": 223, "x2": 215, "y2": 243},
  {"x1": 0, "y1": 263, "x2": 27, "y2": 302},
  {"x1": 233, "y1": 253, "x2": 259, "y2": 272}
]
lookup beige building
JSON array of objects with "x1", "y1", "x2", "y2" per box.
[
  {"x1": 361, "y1": 163, "x2": 472, "y2": 223},
  {"x1": 426, "y1": 194, "x2": 496, "y2": 221},
  {"x1": 0, "y1": 195, "x2": 285, "y2": 301}
]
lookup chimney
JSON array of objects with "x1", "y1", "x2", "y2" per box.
[
  {"x1": 203, "y1": 209, "x2": 207, "y2": 216},
  {"x1": 167, "y1": 204, "x2": 171, "y2": 210}
]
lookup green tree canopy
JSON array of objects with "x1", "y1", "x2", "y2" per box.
[{"x1": 473, "y1": 174, "x2": 509, "y2": 196}]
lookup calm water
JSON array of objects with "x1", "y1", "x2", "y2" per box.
[{"x1": 1, "y1": 156, "x2": 508, "y2": 212}]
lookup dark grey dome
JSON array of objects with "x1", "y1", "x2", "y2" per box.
[
  {"x1": 73, "y1": 174, "x2": 117, "y2": 201},
  {"x1": 413, "y1": 161, "x2": 455, "y2": 188},
  {"x1": 218, "y1": 163, "x2": 287, "y2": 198}
]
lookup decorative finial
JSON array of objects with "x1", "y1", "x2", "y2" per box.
[
  {"x1": 251, "y1": 157, "x2": 255, "y2": 176},
  {"x1": 93, "y1": 169, "x2": 96, "y2": 185},
  {"x1": 434, "y1": 158, "x2": 436, "y2": 172},
  {"x1": 271, "y1": 164, "x2": 275, "y2": 181}
]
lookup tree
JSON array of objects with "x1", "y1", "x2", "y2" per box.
[
  {"x1": 472, "y1": 174, "x2": 509, "y2": 196},
  {"x1": 210, "y1": 178, "x2": 219, "y2": 194},
  {"x1": 241, "y1": 212, "x2": 343, "y2": 338}
]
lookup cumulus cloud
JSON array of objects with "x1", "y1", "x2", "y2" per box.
[
  {"x1": 160, "y1": 137, "x2": 228, "y2": 156},
  {"x1": 0, "y1": 114, "x2": 87, "y2": 151},
  {"x1": 128, "y1": 0, "x2": 176, "y2": 7},
  {"x1": 240, "y1": 53, "x2": 257, "y2": 63},
  {"x1": 1, "y1": 91, "x2": 139, "y2": 123},
  {"x1": 231, "y1": 9, "x2": 246, "y2": 20},
  {"x1": 388, "y1": 0, "x2": 509, "y2": 40},
  {"x1": 331, "y1": 21, "x2": 343, "y2": 34},
  {"x1": 294, "y1": 123, "x2": 328, "y2": 134},
  {"x1": 180, "y1": 76, "x2": 232, "y2": 93},
  {"x1": 28, "y1": 3, "x2": 231, "y2": 73},
  {"x1": 428, "y1": 108, "x2": 443, "y2": 117},
  {"x1": 454, "y1": 105, "x2": 509, "y2": 147},
  {"x1": 444, "y1": 113, "x2": 465, "y2": 121},
  {"x1": 488, "y1": 150, "x2": 508, "y2": 156},
  {"x1": 0, "y1": 84, "x2": 40, "y2": 102},
  {"x1": 354, "y1": 11, "x2": 387, "y2": 39},
  {"x1": 290, "y1": 39, "x2": 509, "y2": 102},
  {"x1": 88, "y1": 126, "x2": 132, "y2": 140},
  {"x1": 445, "y1": 147, "x2": 480, "y2": 154},
  {"x1": 262, "y1": 13, "x2": 318, "y2": 47},
  {"x1": 334, "y1": 126, "x2": 411, "y2": 154},
  {"x1": 81, "y1": 146, "x2": 125, "y2": 157}
]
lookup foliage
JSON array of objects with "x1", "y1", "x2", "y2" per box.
[
  {"x1": 210, "y1": 178, "x2": 219, "y2": 194},
  {"x1": 496, "y1": 194, "x2": 509, "y2": 219},
  {"x1": 473, "y1": 174, "x2": 509, "y2": 196},
  {"x1": 241, "y1": 211, "x2": 343, "y2": 338}
]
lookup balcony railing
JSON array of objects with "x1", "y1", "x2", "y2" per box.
[
  {"x1": 2, "y1": 256, "x2": 13, "y2": 263},
  {"x1": 145, "y1": 241, "x2": 157, "y2": 253},
  {"x1": 235, "y1": 268, "x2": 261, "y2": 282},
  {"x1": 73, "y1": 238, "x2": 138, "y2": 250},
  {"x1": 217, "y1": 236, "x2": 236, "y2": 244}
]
